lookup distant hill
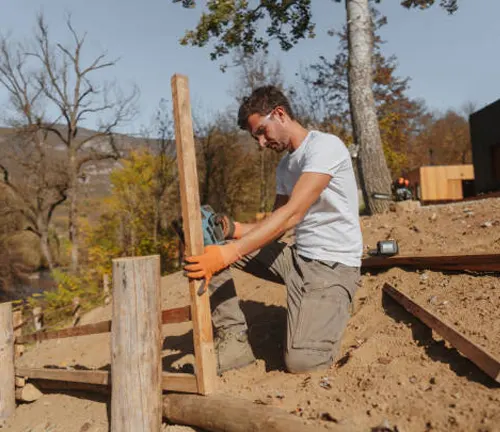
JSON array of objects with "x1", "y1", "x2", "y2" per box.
[{"x1": 0, "y1": 125, "x2": 171, "y2": 198}]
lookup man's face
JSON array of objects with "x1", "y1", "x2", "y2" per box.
[{"x1": 247, "y1": 109, "x2": 289, "y2": 153}]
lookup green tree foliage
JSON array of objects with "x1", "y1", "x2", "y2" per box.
[
  {"x1": 303, "y1": 9, "x2": 427, "y2": 176},
  {"x1": 399, "y1": 0, "x2": 459, "y2": 14},
  {"x1": 0, "y1": 186, "x2": 42, "y2": 299},
  {"x1": 173, "y1": 0, "x2": 460, "y2": 214},
  {"x1": 95, "y1": 150, "x2": 177, "y2": 259},
  {"x1": 173, "y1": 1, "x2": 459, "y2": 66}
]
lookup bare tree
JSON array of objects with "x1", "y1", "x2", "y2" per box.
[
  {"x1": 26, "y1": 14, "x2": 138, "y2": 272},
  {"x1": 0, "y1": 36, "x2": 68, "y2": 270}
]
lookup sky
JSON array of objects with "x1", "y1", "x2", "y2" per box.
[{"x1": 0, "y1": 0, "x2": 499, "y2": 135}]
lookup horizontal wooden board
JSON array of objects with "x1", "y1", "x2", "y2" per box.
[
  {"x1": 16, "y1": 321, "x2": 111, "y2": 344},
  {"x1": 16, "y1": 368, "x2": 110, "y2": 385},
  {"x1": 363, "y1": 253, "x2": 500, "y2": 272},
  {"x1": 383, "y1": 283, "x2": 500, "y2": 383},
  {"x1": 16, "y1": 305, "x2": 192, "y2": 344},
  {"x1": 15, "y1": 367, "x2": 198, "y2": 393}
]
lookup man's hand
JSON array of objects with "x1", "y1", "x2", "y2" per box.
[{"x1": 184, "y1": 243, "x2": 242, "y2": 290}]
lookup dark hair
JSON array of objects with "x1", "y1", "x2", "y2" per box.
[{"x1": 237, "y1": 85, "x2": 295, "y2": 130}]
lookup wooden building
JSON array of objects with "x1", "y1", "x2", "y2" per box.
[
  {"x1": 407, "y1": 165, "x2": 475, "y2": 203},
  {"x1": 469, "y1": 99, "x2": 500, "y2": 194}
]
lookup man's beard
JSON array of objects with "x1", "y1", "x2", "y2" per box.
[{"x1": 266, "y1": 141, "x2": 286, "y2": 153}]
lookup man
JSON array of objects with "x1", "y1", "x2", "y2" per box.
[{"x1": 184, "y1": 86, "x2": 362, "y2": 374}]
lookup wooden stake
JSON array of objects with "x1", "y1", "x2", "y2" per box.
[
  {"x1": 383, "y1": 283, "x2": 500, "y2": 383},
  {"x1": 171, "y1": 74, "x2": 216, "y2": 395},
  {"x1": 111, "y1": 256, "x2": 162, "y2": 432},
  {"x1": 0, "y1": 302, "x2": 15, "y2": 424}
]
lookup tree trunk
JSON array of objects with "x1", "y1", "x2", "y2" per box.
[
  {"x1": 346, "y1": 0, "x2": 392, "y2": 214},
  {"x1": 40, "y1": 228, "x2": 54, "y2": 271},
  {"x1": 68, "y1": 157, "x2": 79, "y2": 272}
]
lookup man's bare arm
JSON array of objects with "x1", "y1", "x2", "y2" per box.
[{"x1": 234, "y1": 172, "x2": 331, "y2": 255}]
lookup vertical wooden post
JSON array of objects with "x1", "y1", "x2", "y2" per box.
[
  {"x1": 0, "y1": 302, "x2": 15, "y2": 425},
  {"x1": 171, "y1": 74, "x2": 216, "y2": 395},
  {"x1": 110, "y1": 256, "x2": 162, "y2": 432}
]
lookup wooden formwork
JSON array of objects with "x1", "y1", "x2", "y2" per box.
[
  {"x1": 9, "y1": 74, "x2": 216, "y2": 398},
  {"x1": 0, "y1": 75, "x2": 216, "y2": 431}
]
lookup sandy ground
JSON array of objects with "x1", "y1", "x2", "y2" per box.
[{"x1": 4, "y1": 197, "x2": 500, "y2": 432}]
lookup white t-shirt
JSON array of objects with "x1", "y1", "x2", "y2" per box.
[{"x1": 276, "y1": 130, "x2": 362, "y2": 267}]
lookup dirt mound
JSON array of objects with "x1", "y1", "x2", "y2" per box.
[{"x1": 5, "y1": 198, "x2": 500, "y2": 432}]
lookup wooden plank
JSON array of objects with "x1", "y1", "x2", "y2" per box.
[
  {"x1": 161, "y1": 372, "x2": 198, "y2": 394},
  {"x1": 16, "y1": 368, "x2": 110, "y2": 385},
  {"x1": 111, "y1": 256, "x2": 162, "y2": 432},
  {"x1": 15, "y1": 368, "x2": 198, "y2": 394},
  {"x1": 16, "y1": 305, "x2": 192, "y2": 344},
  {"x1": 31, "y1": 379, "x2": 110, "y2": 395},
  {"x1": 0, "y1": 302, "x2": 15, "y2": 424},
  {"x1": 171, "y1": 74, "x2": 216, "y2": 395},
  {"x1": 383, "y1": 283, "x2": 500, "y2": 383},
  {"x1": 363, "y1": 253, "x2": 500, "y2": 272},
  {"x1": 16, "y1": 320, "x2": 111, "y2": 344},
  {"x1": 162, "y1": 305, "x2": 191, "y2": 324}
]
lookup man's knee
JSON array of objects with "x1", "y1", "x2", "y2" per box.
[{"x1": 284, "y1": 348, "x2": 334, "y2": 374}]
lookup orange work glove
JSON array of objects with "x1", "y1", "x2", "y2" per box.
[{"x1": 184, "y1": 243, "x2": 242, "y2": 289}]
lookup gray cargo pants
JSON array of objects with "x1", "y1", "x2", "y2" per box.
[{"x1": 208, "y1": 240, "x2": 360, "y2": 373}]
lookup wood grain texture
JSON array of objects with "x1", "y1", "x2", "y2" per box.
[
  {"x1": 16, "y1": 320, "x2": 112, "y2": 344},
  {"x1": 16, "y1": 367, "x2": 110, "y2": 385},
  {"x1": 16, "y1": 305, "x2": 192, "y2": 344},
  {"x1": 171, "y1": 74, "x2": 216, "y2": 395},
  {"x1": 15, "y1": 368, "x2": 198, "y2": 393},
  {"x1": 0, "y1": 302, "x2": 15, "y2": 423},
  {"x1": 383, "y1": 283, "x2": 500, "y2": 383},
  {"x1": 420, "y1": 165, "x2": 474, "y2": 201},
  {"x1": 163, "y1": 393, "x2": 326, "y2": 432},
  {"x1": 363, "y1": 253, "x2": 500, "y2": 272},
  {"x1": 111, "y1": 256, "x2": 162, "y2": 432}
]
